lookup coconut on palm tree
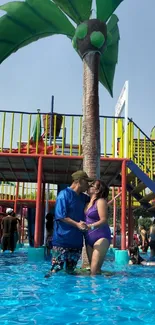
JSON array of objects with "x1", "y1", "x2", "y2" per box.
[
  {"x1": 0, "y1": 0, "x2": 124, "y2": 265},
  {"x1": 0, "y1": 0, "x2": 123, "y2": 177}
]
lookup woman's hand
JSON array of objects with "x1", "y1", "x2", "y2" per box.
[
  {"x1": 77, "y1": 221, "x2": 88, "y2": 231},
  {"x1": 86, "y1": 224, "x2": 92, "y2": 230}
]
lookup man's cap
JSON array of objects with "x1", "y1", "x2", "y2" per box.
[
  {"x1": 6, "y1": 208, "x2": 14, "y2": 215},
  {"x1": 71, "y1": 170, "x2": 94, "y2": 182}
]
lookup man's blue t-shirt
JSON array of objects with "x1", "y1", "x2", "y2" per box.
[{"x1": 52, "y1": 187, "x2": 90, "y2": 249}]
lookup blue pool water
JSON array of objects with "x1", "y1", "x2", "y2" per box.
[{"x1": 0, "y1": 249, "x2": 155, "y2": 325}]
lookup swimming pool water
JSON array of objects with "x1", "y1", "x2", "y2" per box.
[{"x1": 0, "y1": 249, "x2": 155, "y2": 325}]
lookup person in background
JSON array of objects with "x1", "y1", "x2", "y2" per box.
[
  {"x1": 128, "y1": 245, "x2": 155, "y2": 266},
  {"x1": 45, "y1": 171, "x2": 93, "y2": 277},
  {"x1": 128, "y1": 245, "x2": 145, "y2": 265},
  {"x1": 133, "y1": 231, "x2": 139, "y2": 245},
  {"x1": 149, "y1": 225, "x2": 155, "y2": 262},
  {"x1": 126, "y1": 231, "x2": 128, "y2": 249},
  {"x1": 0, "y1": 213, "x2": 6, "y2": 244},
  {"x1": 84, "y1": 180, "x2": 111, "y2": 275},
  {"x1": 16, "y1": 214, "x2": 22, "y2": 244},
  {"x1": 139, "y1": 225, "x2": 149, "y2": 253},
  {"x1": 12, "y1": 212, "x2": 21, "y2": 247},
  {"x1": 1, "y1": 208, "x2": 19, "y2": 253},
  {"x1": 115, "y1": 226, "x2": 121, "y2": 249},
  {"x1": 45, "y1": 212, "x2": 54, "y2": 256}
]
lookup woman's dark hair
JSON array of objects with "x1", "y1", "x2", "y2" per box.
[
  {"x1": 45, "y1": 213, "x2": 54, "y2": 232},
  {"x1": 46, "y1": 213, "x2": 53, "y2": 221},
  {"x1": 91, "y1": 180, "x2": 109, "y2": 203},
  {"x1": 128, "y1": 245, "x2": 143, "y2": 265}
]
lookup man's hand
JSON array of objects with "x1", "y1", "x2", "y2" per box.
[{"x1": 77, "y1": 221, "x2": 88, "y2": 231}]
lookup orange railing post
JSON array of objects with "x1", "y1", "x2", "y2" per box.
[
  {"x1": 14, "y1": 182, "x2": 19, "y2": 213},
  {"x1": 113, "y1": 199, "x2": 117, "y2": 247}
]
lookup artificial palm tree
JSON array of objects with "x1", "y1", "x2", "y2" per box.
[
  {"x1": 0, "y1": 0, "x2": 123, "y2": 178},
  {"x1": 0, "y1": 0, "x2": 124, "y2": 265}
]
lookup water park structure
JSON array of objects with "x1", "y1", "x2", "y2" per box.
[
  {"x1": 0, "y1": 100, "x2": 155, "y2": 252},
  {"x1": 0, "y1": 0, "x2": 155, "y2": 262}
]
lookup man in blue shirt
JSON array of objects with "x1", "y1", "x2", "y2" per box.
[{"x1": 46, "y1": 171, "x2": 93, "y2": 276}]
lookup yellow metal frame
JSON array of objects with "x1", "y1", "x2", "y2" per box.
[
  {"x1": 18, "y1": 114, "x2": 23, "y2": 153},
  {"x1": 1, "y1": 112, "x2": 6, "y2": 152},
  {"x1": 0, "y1": 112, "x2": 154, "y2": 183},
  {"x1": 10, "y1": 113, "x2": 14, "y2": 153},
  {"x1": 70, "y1": 116, "x2": 74, "y2": 156},
  {"x1": 27, "y1": 114, "x2": 32, "y2": 154}
]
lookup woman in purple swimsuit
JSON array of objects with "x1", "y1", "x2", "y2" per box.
[{"x1": 84, "y1": 180, "x2": 111, "y2": 275}]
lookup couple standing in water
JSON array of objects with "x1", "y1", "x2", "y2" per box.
[{"x1": 46, "y1": 170, "x2": 111, "y2": 277}]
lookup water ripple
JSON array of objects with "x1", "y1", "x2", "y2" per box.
[{"x1": 0, "y1": 250, "x2": 155, "y2": 324}]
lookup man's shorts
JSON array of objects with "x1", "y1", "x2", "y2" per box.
[{"x1": 51, "y1": 246, "x2": 82, "y2": 273}]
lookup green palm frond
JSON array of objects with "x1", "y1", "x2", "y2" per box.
[
  {"x1": 99, "y1": 15, "x2": 120, "y2": 97},
  {"x1": 53, "y1": 0, "x2": 93, "y2": 25},
  {"x1": 0, "y1": 0, "x2": 123, "y2": 98},
  {"x1": 0, "y1": 0, "x2": 75, "y2": 64},
  {"x1": 96, "y1": 0, "x2": 124, "y2": 22}
]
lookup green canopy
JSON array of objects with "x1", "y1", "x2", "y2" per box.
[
  {"x1": 0, "y1": 0, "x2": 124, "y2": 96},
  {"x1": 99, "y1": 15, "x2": 120, "y2": 96},
  {"x1": 52, "y1": 0, "x2": 93, "y2": 25},
  {"x1": 96, "y1": 0, "x2": 123, "y2": 22},
  {"x1": 0, "y1": 0, "x2": 75, "y2": 63}
]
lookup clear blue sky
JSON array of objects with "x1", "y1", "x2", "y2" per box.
[{"x1": 0, "y1": 0, "x2": 155, "y2": 137}]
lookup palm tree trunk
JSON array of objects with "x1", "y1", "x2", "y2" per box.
[
  {"x1": 82, "y1": 51, "x2": 101, "y2": 268},
  {"x1": 82, "y1": 51, "x2": 100, "y2": 178}
]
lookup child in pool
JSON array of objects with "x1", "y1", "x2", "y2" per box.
[{"x1": 128, "y1": 245, "x2": 155, "y2": 266}]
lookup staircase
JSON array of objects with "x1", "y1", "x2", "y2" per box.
[{"x1": 126, "y1": 160, "x2": 155, "y2": 215}]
